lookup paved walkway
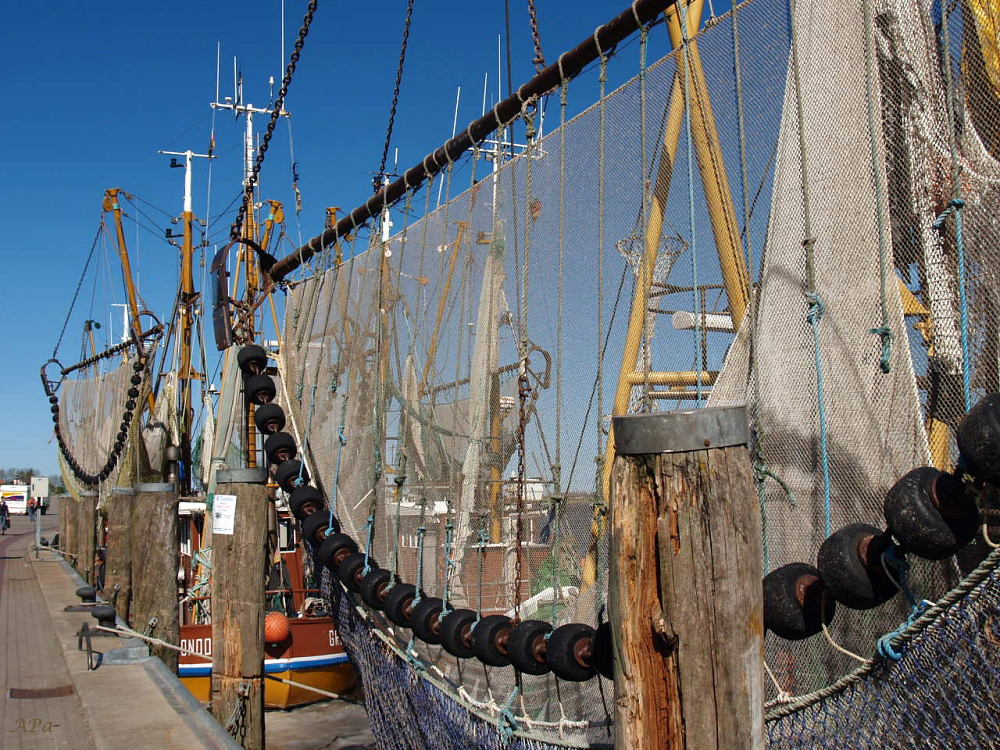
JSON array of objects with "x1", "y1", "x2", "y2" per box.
[{"x1": 0, "y1": 507, "x2": 238, "y2": 749}]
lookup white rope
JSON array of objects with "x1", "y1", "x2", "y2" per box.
[{"x1": 762, "y1": 657, "x2": 794, "y2": 704}]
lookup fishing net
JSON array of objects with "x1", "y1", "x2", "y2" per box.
[{"x1": 275, "y1": 0, "x2": 1000, "y2": 744}]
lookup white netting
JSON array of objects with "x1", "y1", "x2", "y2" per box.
[{"x1": 275, "y1": 0, "x2": 1000, "y2": 736}]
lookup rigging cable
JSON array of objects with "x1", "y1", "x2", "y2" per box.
[
  {"x1": 53, "y1": 225, "x2": 104, "y2": 359},
  {"x1": 375, "y1": 0, "x2": 416, "y2": 192}
]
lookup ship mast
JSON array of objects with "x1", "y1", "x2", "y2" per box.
[{"x1": 158, "y1": 149, "x2": 211, "y2": 495}]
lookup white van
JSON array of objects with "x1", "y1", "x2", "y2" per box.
[{"x1": 1, "y1": 485, "x2": 29, "y2": 515}]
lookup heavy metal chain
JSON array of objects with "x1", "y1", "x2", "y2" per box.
[
  {"x1": 514, "y1": 372, "x2": 531, "y2": 620},
  {"x1": 375, "y1": 0, "x2": 416, "y2": 191},
  {"x1": 527, "y1": 0, "x2": 546, "y2": 71},
  {"x1": 230, "y1": 0, "x2": 319, "y2": 242},
  {"x1": 225, "y1": 680, "x2": 251, "y2": 745}
]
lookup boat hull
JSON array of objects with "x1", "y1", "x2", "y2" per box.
[{"x1": 178, "y1": 617, "x2": 355, "y2": 709}]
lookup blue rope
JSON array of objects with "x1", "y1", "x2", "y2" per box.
[
  {"x1": 329, "y1": 427, "x2": 347, "y2": 533},
  {"x1": 497, "y1": 686, "x2": 520, "y2": 742},
  {"x1": 877, "y1": 600, "x2": 929, "y2": 661},
  {"x1": 363, "y1": 513, "x2": 376, "y2": 570},
  {"x1": 806, "y1": 291, "x2": 833, "y2": 536},
  {"x1": 441, "y1": 520, "x2": 454, "y2": 615},
  {"x1": 868, "y1": 325, "x2": 895, "y2": 374},
  {"x1": 934, "y1": 198, "x2": 972, "y2": 410},
  {"x1": 414, "y1": 526, "x2": 426, "y2": 605}
]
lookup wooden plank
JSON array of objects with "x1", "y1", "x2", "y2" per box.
[
  {"x1": 131, "y1": 483, "x2": 179, "y2": 672},
  {"x1": 77, "y1": 492, "x2": 97, "y2": 585},
  {"x1": 211, "y1": 474, "x2": 267, "y2": 750}
]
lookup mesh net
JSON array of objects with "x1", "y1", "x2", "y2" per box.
[{"x1": 275, "y1": 0, "x2": 1000, "y2": 744}]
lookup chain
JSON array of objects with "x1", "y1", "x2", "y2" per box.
[
  {"x1": 225, "y1": 680, "x2": 251, "y2": 744},
  {"x1": 230, "y1": 0, "x2": 319, "y2": 242},
  {"x1": 514, "y1": 372, "x2": 531, "y2": 620},
  {"x1": 527, "y1": 0, "x2": 546, "y2": 71},
  {"x1": 375, "y1": 0, "x2": 415, "y2": 191}
]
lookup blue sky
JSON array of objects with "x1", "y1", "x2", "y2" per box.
[{"x1": 2, "y1": 0, "x2": 673, "y2": 475}]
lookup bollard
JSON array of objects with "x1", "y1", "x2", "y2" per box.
[{"x1": 609, "y1": 406, "x2": 763, "y2": 750}]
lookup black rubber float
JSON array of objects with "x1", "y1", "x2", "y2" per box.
[
  {"x1": 384, "y1": 584, "x2": 421, "y2": 628},
  {"x1": 264, "y1": 432, "x2": 297, "y2": 464},
  {"x1": 289, "y1": 485, "x2": 323, "y2": 520},
  {"x1": 274, "y1": 460, "x2": 309, "y2": 493},
  {"x1": 359, "y1": 568, "x2": 398, "y2": 611},
  {"x1": 546, "y1": 623, "x2": 598, "y2": 682},
  {"x1": 410, "y1": 597, "x2": 444, "y2": 645},
  {"x1": 317, "y1": 533, "x2": 358, "y2": 573},
  {"x1": 301, "y1": 512, "x2": 340, "y2": 546},
  {"x1": 237, "y1": 344, "x2": 268, "y2": 375},
  {"x1": 439, "y1": 608, "x2": 477, "y2": 659},
  {"x1": 336, "y1": 553, "x2": 374, "y2": 592},
  {"x1": 254, "y1": 403, "x2": 286, "y2": 434},
  {"x1": 471, "y1": 614, "x2": 513, "y2": 667},
  {"x1": 817, "y1": 523, "x2": 901, "y2": 610},
  {"x1": 590, "y1": 621, "x2": 614, "y2": 680},
  {"x1": 884, "y1": 466, "x2": 978, "y2": 560},
  {"x1": 762, "y1": 562, "x2": 836, "y2": 640},
  {"x1": 506, "y1": 619, "x2": 553, "y2": 675},
  {"x1": 245, "y1": 373, "x2": 276, "y2": 404},
  {"x1": 957, "y1": 394, "x2": 1000, "y2": 485}
]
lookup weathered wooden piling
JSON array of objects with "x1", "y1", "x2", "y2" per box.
[
  {"x1": 609, "y1": 406, "x2": 763, "y2": 750},
  {"x1": 78, "y1": 491, "x2": 98, "y2": 585},
  {"x1": 211, "y1": 468, "x2": 268, "y2": 750},
  {"x1": 105, "y1": 486, "x2": 134, "y2": 620},
  {"x1": 131, "y1": 482, "x2": 179, "y2": 672}
]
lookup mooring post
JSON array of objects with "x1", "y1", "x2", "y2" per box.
[
  {"x1": 57, "y1": 494, "x2": 68, "y2": 555},
  {"x1": 211, "y1": 468, "x2": 267, "y2": 750},
  {"x1": 132, "y1": 482, "x2": 180, "y2": 672},
  {"x1": 78, "y1": 491, "x2": 98, "y2": 585},
  {"x1": 105, "y1": 486, "x2": 134, "y2": 622},
  {"x1": 609, "y1": 406, "x2": 763, "y2": 750}
]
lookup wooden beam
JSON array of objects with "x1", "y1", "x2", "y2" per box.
[
  {"x1": 211, "y1": 468, "x2": 268, "y2": 750},
  {"x1": 78, "y1": 491, "x2": 97, "y2": 585},
  {"x1": 132, "y1": 482, "x2": 180, "y2": 673},
  {"x1": 104, "y1": 486, "x2": 134, "y2": 622},
  {"x1": 610, "y1": 407, "x2": 763, "y2": 749}
]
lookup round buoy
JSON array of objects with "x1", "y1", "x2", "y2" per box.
[
  {"x1": 884, "y1": 467, "x2": 978, "y2": 559},
  {"x1": 410, "y1": 597, "x2": 444, "y2": 645},
  {"x1": 337, "y1": 552, "x2": 375, "y2": 593},
  {"x1": 763, "y1": 562, "x2": 835, "y2": 640},
  {"x1": 507, "y1": 619, "x2": 553, "y2": 675},
  {"x1": 264, "y1": 432, "x2": 297, "y2": 465},
  {"x1": 439, "y1": 608, "x2": 477, "y2": 658},
  {"x1": 245, "y1": 373, "x2": 276, "y2": 405},
  {"x1": 254, "y1": 403, "x2": 286, "y2": 435},
  {"x1": 289, "y1": 485, "x2": 323, "y2": 520},
  {"x1": 471, "y1": 614, "x2": 513, "y2": 667},
  {"x1": 317, "y1": 533, "x2": 358, "y2": 573},
  {"x1": 384, "y1": 584, "x2": 421, "y2": 628},
  {"x1": 590, "y1": 621, "x2": 614, "y2": 680},
  {"x1": 817, "y1": 523, "x2": 900, "y2": 610},
  {"x1": 274, "y1": 460, "x2": 309, "y2": 493},
  {"x1": 265, "y1": 611, "x2": 290, "y2": 643},
  {"x1": 546, "y1": 623, "x2": 597, "y2": 682},
  {"x1": 360, "y1": 567, "x2": 398, "y2": 611},
  {"x1": 237, "y1": 345, "x2": 269, "y2": 376},
  {"x1": 957, "y1": 394, "x2": 1000, "y2": 485}
]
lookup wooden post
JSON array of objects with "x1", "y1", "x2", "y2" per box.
[
  {"x1": 610, "y1": 406, "x2": 763, "y2": 750},
  {"x1": 58, "y1": 494, "x2": 68, "y2": 556},
  {"x1": 132, "y1": 482, "x2": 179, "y2": 672},
  {"x1": 211, "y1": 468, "x2": 267, "y2": 750},
  {"x1": 78, "y1": 491, "x2": 98, "y2": 585},
  {"x1": 105, "y1": 486, "x2": 134, "y2": 621}
]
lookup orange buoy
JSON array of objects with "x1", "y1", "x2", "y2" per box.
[{"x1": 264, "y1": 611, "x2": 291, "y2": 643}]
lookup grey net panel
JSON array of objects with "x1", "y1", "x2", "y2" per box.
[{"x1": 279, "y1": 0, "x2": 1000, "y2": 744}]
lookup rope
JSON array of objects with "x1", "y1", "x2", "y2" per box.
[
  {"x1": 595, "y1": 38, "x2": 608, "y2": 491},
  {"x1": 53, "y1": 225, "x2": 103, "y2": 359},
  {"x1": 860, "y1": 0, "x2": 895, "y2": 373},
  {"x1": 937, "y1": 1, "x2": 972, "y2": 412}
]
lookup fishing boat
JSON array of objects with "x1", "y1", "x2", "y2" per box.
[{"x1": 47, "y1": 0, "x2": 1000, "y2": 744}]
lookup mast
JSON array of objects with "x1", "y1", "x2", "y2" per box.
[
  {"x1": 211, "y1": 81, "x2": 289, "y2": 467},
  {"x1": 159, "y1": 149, "x2": 211, "y2": 495}
]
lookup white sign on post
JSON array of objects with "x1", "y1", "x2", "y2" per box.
[{"x1": 213, "y1": 494, "x2": 237, "y2": 535}]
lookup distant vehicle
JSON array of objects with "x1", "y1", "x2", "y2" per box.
[{"x1": 1, "y1": 485, "x2": 29, "y2": 515}]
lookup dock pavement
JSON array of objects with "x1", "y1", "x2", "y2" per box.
[{"x1": 1, "y1": 502, "x2": 376, "y2": 750}]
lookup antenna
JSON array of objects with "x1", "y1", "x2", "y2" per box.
[
  {"x1": 215, "y1": 42, "x2": 221, "y2": 107},
  {"x1": 481, "y1": 73, "x2": 488, "y2": 117},
  {"x1": 438, "y1": 86, "x2": 462, "y2": 207}
]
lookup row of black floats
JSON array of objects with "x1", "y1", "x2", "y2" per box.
[
  {"x1": 240, "y1": 349, "x2": 617, "y2": 685},
  {"x1": 764, "y1": 395, "x2": 1000, "y2": 641}
]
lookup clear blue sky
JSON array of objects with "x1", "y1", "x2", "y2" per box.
[{"x1": 2, "y1": 0, "x2": 674, "y2": 475}]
